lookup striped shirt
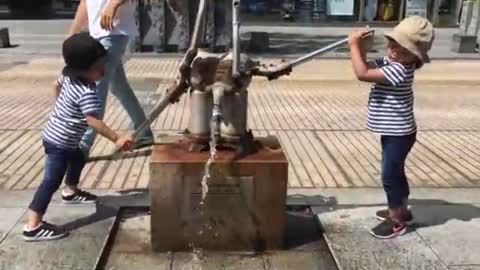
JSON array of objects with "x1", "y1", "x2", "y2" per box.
[
  {"x1": 367, "y1": 57, "x2": 416, "y2": 136},
  {"x1": 43, "y1": 76, "x2": 101, "y2": 149}
]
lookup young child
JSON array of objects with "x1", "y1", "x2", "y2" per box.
[
  {"x1": 23, "y1": 33, "x2": 133, "y2": 241},
  {"x1": 348, "y1": 16, "x2": 434, "y2": 239}
]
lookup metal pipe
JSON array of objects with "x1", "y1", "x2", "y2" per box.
[
  {"x1": 211, "y1": 84, "x2": 225, "y2": 144},
  {"x1": 288, "y1": 37, "x2": 349, "y2": 68},
  {"x1": 289, "y1": 29, "x2": 374, "y2": 68},
  {"x1": 232, "y1": 0, "x2": 241, "y2": 77},
  {"x1": 251, "y1": 29, "x2": 375, "y2": 80},
  {"x1": 190, "y1": 0, "x2": 207, "y2": 50}
]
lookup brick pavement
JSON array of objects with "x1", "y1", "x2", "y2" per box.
[{"x1": 1, "y1": 58, "x2": 480, "y2": 190}]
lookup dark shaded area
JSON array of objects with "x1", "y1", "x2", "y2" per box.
[
  {"x1": 283, "y1": 210, "x2": 321, "y2": 249},
  {"x1": 408, "y1": 199, "x2": 480, "y2": 232},
  {"x1": 60, "y1": 189, "x2": 150, "y2": 231}
]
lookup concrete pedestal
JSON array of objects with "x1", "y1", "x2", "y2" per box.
[
  {"x1": 451, "y1": 33, "x2": 478, "y2": 53},
  {"x1": 149, "y1": 136, "x2": 288, "y2": 252}
]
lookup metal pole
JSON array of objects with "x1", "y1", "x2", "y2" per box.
[
  {"x1": 232, "y1": 0, "x2": 241, "y2": 77},
  {"x1": 288, "y1": 37, "x2": 349, "y2": 68},
  {"x1": 288, "y1": 29, "x2": 374, "y2": 68},
  {"x1": 190, "y1": 0, "x2": 207, "y2": 50}
]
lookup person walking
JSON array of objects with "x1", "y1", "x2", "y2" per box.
[{"x1": 61, "y1": 0, "x2": 154, "y2": 158}]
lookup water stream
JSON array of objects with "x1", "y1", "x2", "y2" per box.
[{"x1": 188, "y1": 115, "x2": 219, "y2": 269}]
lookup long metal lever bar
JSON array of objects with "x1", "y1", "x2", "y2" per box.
[{"x1": 252, "y1": 29, "x2": 375, "y2": 80}]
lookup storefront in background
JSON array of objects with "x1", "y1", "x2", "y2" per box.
[
  {"x1": 242, "y1": 0, "x2": 463, "y2": 27},
  {"x1": 0, "y1": 0, "x2": 80, "y2": 18}
]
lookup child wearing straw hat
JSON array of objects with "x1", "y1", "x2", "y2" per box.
[{"x1": 348, "y1": 16, "x2": 434, "y2": 239}]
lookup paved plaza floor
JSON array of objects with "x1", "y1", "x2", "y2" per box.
[
  {"x1": 1, "y1": 54, "x2": 480, "y2": 270},
  {"x1": 0, "y1": 58, "x2": 480, "y2": 190}
]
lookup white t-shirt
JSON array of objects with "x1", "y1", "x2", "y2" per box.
[{"x1": 86, "y1": 0, "x2": 138, "y2": 39}]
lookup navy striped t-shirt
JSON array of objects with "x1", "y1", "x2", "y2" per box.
[
  {"x1": 367, "y1": 57, "x2": 416, "y2": 136},
  {"x1": 43, "y1": 76, "x2": 101, "y2": 149}
]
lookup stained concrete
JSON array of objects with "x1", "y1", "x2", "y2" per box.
[
  {"x1": 0, "y1": 205, "x2": 115, "y2": 270},
  {"x1": 263, "y1": 251, "x2": 337, "y2": 270},
  {"x1": 315, "y1": 204, "x2": 480, "y2": 270},
  {"x1": 316, "y1": 207, "x2": 446, "y2": 270},
  {"x1": 105, "y1": 212, "x2": 172, "y2": 270},
  {"x1": 0, "y1": 208, "x2": 25, "y2": 243},
  {"x1": 0, "y1": 191, "x2": 36, "y2": 208},
  {"x1": 104, "y1": 210, "x2": 336, "y2": 270},
  {"x1": 291, "y1": 188, "x2": 480, "y2": 206},
  {"x1": 172, "y1": 252, "x2": 266, "y2": 270},
  {"x1": 413, "y1": 204, "x2": 480, "y2": 266}
]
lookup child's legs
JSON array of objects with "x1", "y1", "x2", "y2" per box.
[
  {"x1": 64, "y1": 148, "x2": 87, "y2": 190},
  {"x1": 28, "y1": 142, "x2": 69, "y2": 226},
  {"x1": 381, "y1": 133, "x2": 416, "y2": 210}
]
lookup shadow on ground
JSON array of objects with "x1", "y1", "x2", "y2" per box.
[
  {"x1": 60, "y1": 189, "x2": 149, "y2": 231},
  {"x1": 304, "y1": 193, "x2": 480, "y2": 235},
  {"x1": 408, "y1": 199, "x2": 480, "y2": 232},
  {"x1": 60, "y1": 189, "x2": 326, "y2": 250}
]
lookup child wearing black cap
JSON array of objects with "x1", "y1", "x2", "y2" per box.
[{"x1": 23, "y1": 33, "x2": 133, "y2": 241}]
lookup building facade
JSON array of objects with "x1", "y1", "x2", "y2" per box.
[
  {"x1": 0, "y1": 0, "x2": 467, "y2": 52},
  {"x1": 243, "y1": 0, "x2": 463, "y2": 27}
]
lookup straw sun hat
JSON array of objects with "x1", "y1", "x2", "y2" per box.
[{"x1": 384, "y1": 16, "x2": 435, "y2": 63}]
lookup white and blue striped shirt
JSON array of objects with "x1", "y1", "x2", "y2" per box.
[
  {"x1": 43, "y1": 76, "x2": 101, "y2": 149},
  {"x1": 367, "y1": 57, "x2": 416, "y2": 136}
]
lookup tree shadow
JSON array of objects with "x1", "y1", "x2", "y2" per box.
[
  {"x1": 307, "y1": 194, "x2": 480, "y2": 235},
  {"x1": 407, "y1": 199, "x2": 480, "y2": 232}
]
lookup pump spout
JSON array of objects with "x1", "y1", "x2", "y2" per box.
[
  {"x1": 209, "y1": 82, "x2": 232, "y2": 145},
  {"x1": 232, "y1": 0, "x2": 241, "y2": 78}
]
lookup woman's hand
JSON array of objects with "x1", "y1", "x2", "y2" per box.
[{"x1": 101, "y1": 0, "x2": 123, "y2": 31}]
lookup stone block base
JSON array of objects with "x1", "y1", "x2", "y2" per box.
[
  {"x1": 149, "y1": 136, "x2": 288, "y2": 252},
  {"x1": 451, "y1": 33, "x2": 477, "y2": 53}
]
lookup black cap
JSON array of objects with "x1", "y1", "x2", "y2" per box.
[{"x1": 62, "y1": 32, "x2": 107, "y2": 78}]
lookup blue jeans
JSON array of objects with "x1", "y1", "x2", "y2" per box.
[
  {"x1": 381, "y1": 133, "x2": 416, "y2": 209},
  {"x1": 29, "y1": 141, "x2": 86, "y2": 215},
  {"x1": 80, "y1": 35, "x2": 153, "y2": 151}
]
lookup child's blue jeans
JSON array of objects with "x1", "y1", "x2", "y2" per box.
[
  {"x1": 381, "y1": 133, "x2": 416, "y2": 209},
  {"x1": 29, "y1": 140, "x2": 86, "y2": 215}
]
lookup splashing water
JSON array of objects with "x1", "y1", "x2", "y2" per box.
[{"x1": 187, "y1": 113, "x2": 220, "y2": 270}]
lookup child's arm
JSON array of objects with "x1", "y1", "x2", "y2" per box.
[
  {"x1": 53, "y1": 81, "x2": 61, "y2": 98},
  {"x1": 85, "y1": 115, "x2": 133, "y2": 150},
  {"x1": 53, "y1": 76, "x2": 64, "y2": 98},
  {"x1": 348, "y1": 30, "x2": 387, "y2": 84},
  {"x1": 80, "y1": 90, "x2": 132, "y2": 150}
]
